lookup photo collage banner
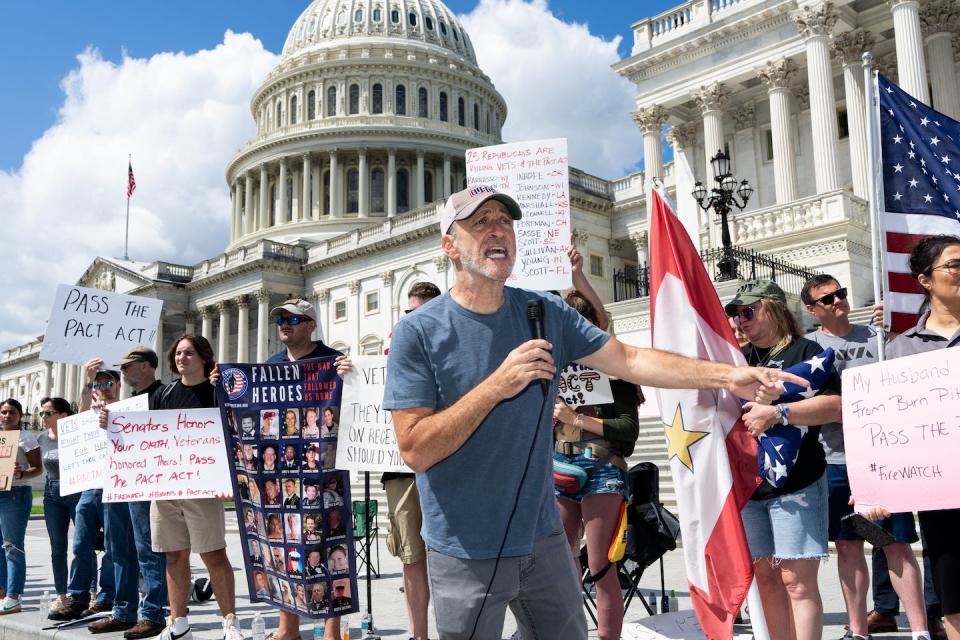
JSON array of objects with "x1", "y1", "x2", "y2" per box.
[{"x1": 216, "y1": 357, "x2": 358, "y2": 618}]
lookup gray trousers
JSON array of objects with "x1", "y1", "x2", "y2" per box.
[{"x1": 427, "y1": 529, "x2": 588, "y2": 640}]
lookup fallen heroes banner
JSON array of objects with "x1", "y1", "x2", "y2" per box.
[{"x1": 216, "y1": 357, "x2": 358, "y2": 618}]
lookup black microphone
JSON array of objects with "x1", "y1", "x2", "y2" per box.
[{"x1": 527, "y1": 300, "x2": 548, "y2": 395}]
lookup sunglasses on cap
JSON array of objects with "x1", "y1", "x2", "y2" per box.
[
  {"x1": 814, "y1": 287, "x2": 848, "y2": 306},
  {"x1": 275, "y1": 315, "x2": 308, "y2": 326},
  {"x1": 729, "y1": 302, "x2": 761, "y2": 325}
]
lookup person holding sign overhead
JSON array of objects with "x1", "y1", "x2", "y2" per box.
[
  {"x1": 0, "y1": 399, "x2": 41, "y2": 615},
  {"x1": 383, "y1": 185, "x2": 806, "y2": 639}
]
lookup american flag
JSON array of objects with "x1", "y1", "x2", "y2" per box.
[
  {"x1": 878, "y1": 74, "x2": 960, "y2": 332},
  {"x1": 127, "y1": 161, "x2": 137, "y2": 198}
]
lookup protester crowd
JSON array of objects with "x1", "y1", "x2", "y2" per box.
[{"x1": 0, "y1": 183, "x2": 958, "y2": 640}]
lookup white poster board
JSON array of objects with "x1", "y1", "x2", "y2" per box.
[
  {"x1": 558, "y1": 363, "x2": 613, "y2": 407},
  {"x1": 0, "y1": 431, "x2": 19, "y2": 491},
  {"x1": 58, "y1": 394, "x2": 148, "y2": 496},
  {"x1": 103, "y1": 408, "x2": 232, "y2": 502},
  {"x1": 465, "y1": 138, "x2": 572, "y2": 291},
  {"x1": 335, "y1": 356, "x2": 411, "y2": 473},
  {"x1": 40, "y1": 285, "x2": 164, "y2": 366}
]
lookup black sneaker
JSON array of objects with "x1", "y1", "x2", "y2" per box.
[
  {"x1": 47, "y1": 596, "x2": 89, "y2": 621},
  {"x1": 81, "y1": 601, "x2": 114, "y2": 618}
]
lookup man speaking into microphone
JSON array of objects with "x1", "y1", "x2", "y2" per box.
[{"x1": 383, "y1": 185, "x2": 804, "y2": 639}]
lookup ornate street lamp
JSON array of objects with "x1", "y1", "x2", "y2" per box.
[{"x1": 692, "y1": 149, "x2": 753, "y2": 281}]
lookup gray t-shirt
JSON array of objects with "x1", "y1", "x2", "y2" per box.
[
  {"x1": 383, "y1": 287, "x2": 609, "y2": 559},
  {"x1": 38, "y1": 432, "x2": 60, "y2": 481},
  {"x1": 12, "y1": 430, "x2": 40, "y2": 487},
  {"x1": 805, "y1": 323, "x2": 878, "y2": 463}
]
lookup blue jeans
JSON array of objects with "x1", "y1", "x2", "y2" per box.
[
  {"x1": 0, "y1": 486, "x2": 34, "y2": 596},
  {"x1": 66, "y1": 489, "x2": 115, "y2": 604},
  {"x1": 43, "y1": 479, "x2": 81, "y2": 594},
  {"x1": 740, "y1": 475, "x2": 829, "y2": 560},
  {"x1": 128, "y1": 501, "x2": 166, "y2": 623},
  {"x1": 104, "y1": 502, "x2": 138, "y2": 622}
]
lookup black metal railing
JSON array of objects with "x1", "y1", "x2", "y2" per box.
[{"x1": 612, "y1": 246, "x2": 820, "y2": 303}]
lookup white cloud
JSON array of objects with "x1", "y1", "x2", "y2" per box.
[
  {"x1": 0, "y1": 32, "x2": 277, "y2": 351},
  {"x1": 459, "y1": 0, "x2": 641, "y2": 179}
]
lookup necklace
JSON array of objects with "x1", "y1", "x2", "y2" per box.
[{"x1": 749, "y1": 343, "x2": 779, "y2": 368}]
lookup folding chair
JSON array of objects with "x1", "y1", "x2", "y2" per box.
[{"x1": 351, "y1": 499, "x2": 380, "y2": 578}]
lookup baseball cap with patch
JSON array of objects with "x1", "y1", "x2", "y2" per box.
[
  {"x1": 269, "y1": 298, "x2": 317, "y2": 321},
  {"x1": 440, "y1": 185, "x2": 522, "y2": 234},
  {"x1": 724, "y1": 280, "x2": 787, "y2": 316}
]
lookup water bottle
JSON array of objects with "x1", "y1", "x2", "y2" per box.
[
  {"x1": 670, "y1": 589, "x2": 679, "y2": 612},
  {"x1": 39, "y1": 590, "x2": 50, "y2": 619},
  {"x1": 360, "y1": 612, "x2": 371, "y2": 633},
  {"x1": 340, "y1": 616, "x2": 350, "y2": 640},
  {"x1": 312, "y1": 620, "x2": 324, "y2": 640},
  {"x1": 251, "y1": 613, "x2": 265, "y2": 640}
]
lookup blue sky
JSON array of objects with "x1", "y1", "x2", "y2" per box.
[{"x1": 0, "y1": 0, "x2": 672, "y2": 171}]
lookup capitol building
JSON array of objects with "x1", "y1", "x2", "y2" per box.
[{"x1": 3, "y1": 0, "x2": 959, "y2": 423}]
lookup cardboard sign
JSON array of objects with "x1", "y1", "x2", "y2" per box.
[
  {"x1": 558, "y1": 363, "x2": 613, "y2": 407},
  {"x1": 842, "y1": 347, "x2": 960, "y2": 512},
  {"x1": 216, "y1": 357, "x2": 358, "y2": 620},
  {"x1": 0, "y1": 431, "x2": 20, "y2": 491},
  {"x1": 58, "y1": 395, "x2": 148, "y2": 496},
  {"x1": 103, "y1": 408, "x2": 232, "y2": 502},
  {"x1": 335, "y1": 356, "x2": 410, "y2": 473},
  {"x1": 40, "y1": 284, "x2": 163, "y2": 367},
  {"x1": 465, "y1": 138, "x2": 572, "y2": 291}
]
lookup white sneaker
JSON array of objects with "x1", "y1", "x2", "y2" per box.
[
  {"x1": 158, "y1": 622, "x2": 193, "y2": 640},
  {"x1": 0, "y1": 596, "x2": 20, "y2": 615},
  {"x1": 222, "y1": 613, "x2": 244, "y2": 640}
]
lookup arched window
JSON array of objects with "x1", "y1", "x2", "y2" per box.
[
  {"x1": 457, "y1": 97, "x2": 465, "y2": 126},
  {"x1": 408, "y1": 12, "x2": 417, "y2": 26},
  {"x1": 453, "y1": 28, "x2": 459, "y2": 41},
  {"x1": 286, "y1": 177, "x2": 294, "y2": 220},
  {"x1": 372, "y1": 83, "x2": 383, "y2": 114},
  {"x1": 307, "y1": 90, "x2": 316, "y2": 120},
  {"x1": 360, "y1": 335, "x2": 383, "y2": 355},
  {"x1": 418, "y1": 87, "x2": 428, "y2": 118},
  {"x1": 439, "y1": 92, "x2": 448, "y2": 122},
  {"x1": 424, "y1": 171, "x2": 434, "y2": 203},
  {"x1": 326, "y1": 86, "x2": 337, "y2": 117},
  {"x1": 473, "y1": 103, "x2": 479, "y2": 130},
  {"x1": 349, "y1": 84, "x2": 360, "y2": 115},
  {"x1": 346, "y1": 168, "x2": 359, "y2": 213},
  {"x1": 440, "y1": 22, "x2": 447, "y2": 35},
  {"x1": 372, "y1": 7, "x2": 382, "y2": 22},
  {"x1": 391, "y1": 9, "x2": 399, "y2": 23},
  {"x1": 290, "y1": 95, "x2": 298, "y2": 125},
  {"x1": 397, "y1": 168, "x2": 409, "y2": 213},
  {"x1": 321, "y1": 170, "x2": 330, "y2": 215},
  {"x1": 425, "y1": 16, "x2": 433, "y2": 30},
  {"x1": 276, "y1": 99, "x2": 283, "y2": 127},
  {"x1": 371, "y1": 168, "x2": 385, "y2": 213},
  {"x1": 395, "y1": 84, "x2": 406, "y2": 116},
  {"x1": 354, "y1": 8, "x2": 363, "y2": 22}
]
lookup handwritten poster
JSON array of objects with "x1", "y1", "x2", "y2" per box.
[
  {"x1": 465, "y1": 138, "x2": 572, "y2": 291},
  {"x1": 335, "y1": 356, "x2": 409, "y2": 473},
  {"x1": 624, "y1": 611, "x2": 706, "y2": 639},
  {"x1": 216, "y1": 357, "x2": 358, "y2": 619},
  {"x1": 58, "y1": 394, "x2": 148, "y2": 496},
  {"x1": 559, "y1": 363, "x2": 613, "y2": 407},
  {"x1": 842, "y1": 347, "x2": 960, "y2": 512},
  {"x1": 40, "y1": 285, "x2": 164, "y2": 367},
  {"x1": 103, "y1": 408, "x2": 231, "y2": 502},
  {"x1": 0, "y1": 431, "x2": 19, "y2": 491}
]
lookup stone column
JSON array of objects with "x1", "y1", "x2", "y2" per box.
[
  {"x1": 53, "y1": 362, "x2": 66, "y2": 397},
  {"x1": 236, "y1": 296, "x2": 250, "y2": 362},
  {"x1": 217, "y1": 301, "x2": 232, "y2": 363},
  {"x1": 153, "y1": 314, "x2": 165, "y2": 380},
  {"x1": 921, "y1": 1, "x2": 960, "y2": 119},
  {"x1": 795, "y1": 2, "x2": 840, "y2": 193},
  {"x1": 65, "y1": 365, "x2": 78, "y2": 404},
  {"x1": 301, "y1": 153, "x2": 312, "y2": 221},
  {"x1": 328, "y1": 151, "x2": 341, "y2": 218},
  {"x1": 381, "y1": 271, "x2": 396, "y2": 325},
  {"x1": 314, "y1": 289, "x2": 330, "y2": 343},
  {"x1": 256, "y1": 289, "x2": 270, "y2": 362},
  {"x1": 629, "y1": 231, "x2": 649, "y2": 266},
  {"x1": 693, "y1": 83, "x2": 729, "y2": 182},
  {"x1": 312, "y1": 164, "x2": 321, "y2": 220},
  {"x1": 889, "y1": 0, "x2": 930, "y2": 104},
  {"x1": 443, "y1": 154, "x2": 452, "y2": 199},
  {"x1": 278, "y1": 160, "x2": 288, "y2": 224},
  {"x1": 291, "y1": 168, "x2": 301, "y2": 223},
  {"x1": 758, "y1": 58, "x2": 800, "y2": 202},
  {"x1": 41, "y1": 362, "x2": 52, "y2": 399},
  {"x1": 433, "y1": 255, "x2": 450, "y2": 291},
  {"x1": 348, "y1": 280, "x2": 362, "y2": 350},
  {"x1": 358, "y1": 149, "x2": 369, "y2": 218},
  {"x1": 200, "y1": 307, "x2": 215, "y2": 344},
  {"x1": 184, "y1": 310, "x2": 197, "y2": 335},
  {"x1": 259, "y1": 164, "x2": 270, "y2": 228},
  {"x1": 244, "y1": 174, "x2": 255, "y2": 234},
  {"x1": 230, "y1": 183, "x2": 239, "y2": 242},
  {"x1": 832, "y1": 30, "x2": 875, "y2": 199},
  {"x1": 666, "y1": 122, "x2": 704, "y2": 251},
  {"x1": 387, "y1": 148, "x2": 397, "y2": 217},
  {"x1": 416, "y1": 151, "x2": 425, "y2": 207},
  {"x1": 632, "y1": 105, "x2": 667, "y2": 203}
]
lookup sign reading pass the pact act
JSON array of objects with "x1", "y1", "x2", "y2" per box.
[
  {"x1": 40, "y1": 285, "x2": 163, "y2": 367},
  {"x1": 842, "y1": 347, "x2": 960, "y2": 513}
]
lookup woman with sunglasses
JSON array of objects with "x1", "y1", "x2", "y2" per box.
[
  {"x1": 0, "y1": 398, "x2": 42, "y2": 614},
  {"x1": 870, "y1": 235, "x2": 960, "y2": 640},
  {"x1": 38, "y1": 397, "x2": 80, "y2": 613},
  {"x1": 725, "y1": 280, "x2": 841, "y2": 640}
]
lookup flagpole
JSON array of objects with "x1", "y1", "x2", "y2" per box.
[
  {"x1": 863, "y1": 52, "x2": 886, "y2": 362},
  {"x1": 124, "y1": 154, "x2": 131, "y2": 261},
  {"x1": 746, "y1": 579, "x2": 771, "y2": 640}
]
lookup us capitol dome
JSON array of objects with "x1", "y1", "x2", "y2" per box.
[{"x1": 224, "y1": 0, "x2": 508, "y2": 248}]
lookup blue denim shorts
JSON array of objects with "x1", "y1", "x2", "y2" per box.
[
  {"x1": 826, "y1": 463, "x2": 919, "y2": 543},
  {"x1": 553, "y1": 452, "x2": 626, "y2": 503},
  {"x1": 740, "y1": 474, "x2": 829, "y2": 560}
]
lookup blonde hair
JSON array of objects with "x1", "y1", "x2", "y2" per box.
[{"x1": 759, "y1": 297, "x2": 801, "y2": 355}]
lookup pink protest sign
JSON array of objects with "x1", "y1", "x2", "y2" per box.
[{"x1": 841, "y1": 347, "x2": 960, "y2": 513}]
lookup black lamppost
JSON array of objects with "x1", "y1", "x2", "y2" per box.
[{"x1": 692, "y1": 150, "x2": 753, "y2": 281}]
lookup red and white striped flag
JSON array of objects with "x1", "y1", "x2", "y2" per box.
[
  {"x1": 648, "y1": 189, "x2": 759, "y2": 639},
  {"x1": 127, "y1": 161, "x2": 137, "y2": 198}
]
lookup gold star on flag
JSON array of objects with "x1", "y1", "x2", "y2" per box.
[{"x1": 663, "y1": 404, "x2": 709, "y2": 472}]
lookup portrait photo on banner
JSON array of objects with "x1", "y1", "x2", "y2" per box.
[{"x1": 215, "y1": 356, "x2": 357, "y2": 619}]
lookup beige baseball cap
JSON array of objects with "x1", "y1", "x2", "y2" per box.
[
  {"x1": 440, "y1": 185, "x2": 522, "y2": 234},
  {"x1": 269, "y1": 298, "x2": 317, "y2": 321}
]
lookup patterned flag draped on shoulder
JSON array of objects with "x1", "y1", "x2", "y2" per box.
[
  {"x1": 877, "y1": 74, "x2": 960, "y2": 332},
  {"x1": 648, "y1": 189, "x2": 760, "y2": 639},
  {"x1": 127, "y1": 161, "x2": 137, "y2": 198},
  {"x1": 755, "y1": 348, "x2": 834, "y2": 488}
]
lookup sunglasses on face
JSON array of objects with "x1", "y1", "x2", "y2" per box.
[
  {"x1": 932, "y1": 259, "x2": 960, "y2": 274},
  {"x1": 275, "y1": 316, "x2": 307, "y2": 326},
  {"x1": 40, "y1": 411, "x2": 61, "y2": 417},
  {"x1": 814, "y1": 287, "x2": 848, "y2": 306},
  {"x1": 730, "y1": 302, "x2": 761, "y2": 325},
  {"x1": 91, "y1": 380, "x2": 115, "y2": 390}
]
